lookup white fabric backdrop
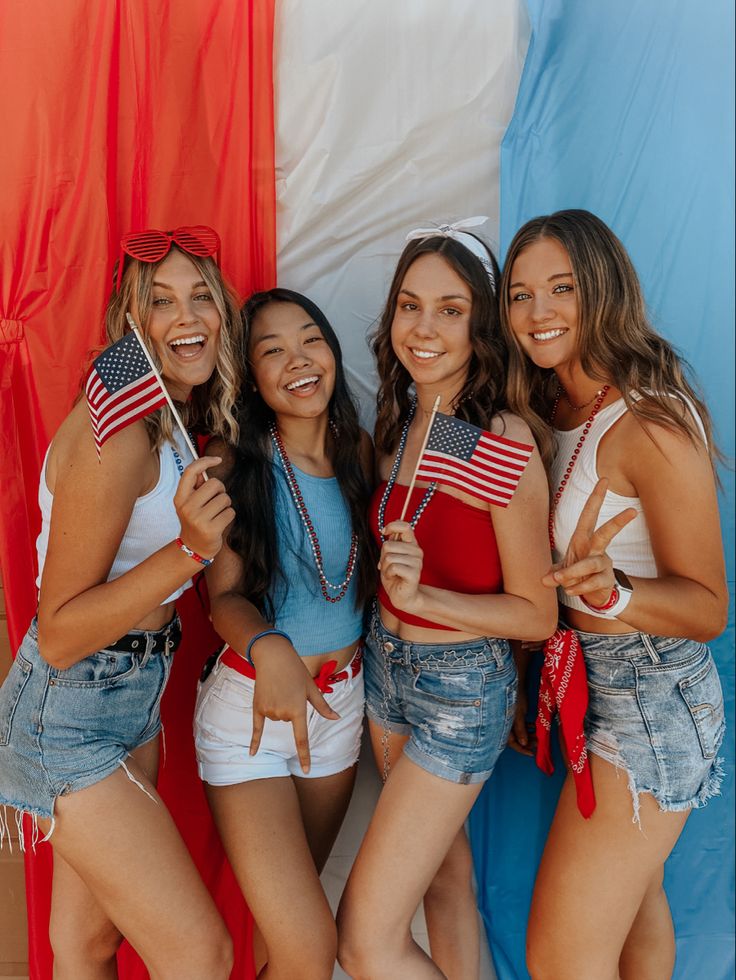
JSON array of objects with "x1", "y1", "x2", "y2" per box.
[
  {"x1": 274, "y1": 0, "x2": 530, "y2": 422},
  {"x1": 272, "y1": 5, "x2": 530, "y2": 975}
]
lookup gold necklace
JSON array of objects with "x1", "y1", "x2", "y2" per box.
[{"x1": 560, "y1": 384, "x2": 606, "y2": 411}]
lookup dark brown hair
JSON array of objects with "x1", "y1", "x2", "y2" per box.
[{"x1": 373, "y1": 234, "x2": 510, "y2": 455}]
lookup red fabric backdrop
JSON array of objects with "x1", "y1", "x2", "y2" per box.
[{"x1": 0, "y1": 2, "x2": 276, "y2": 975}]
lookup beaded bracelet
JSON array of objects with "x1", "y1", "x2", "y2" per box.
[
  {"x1": 176, "y1": 537, "x2": 213, "y2": 567},
  {"x1": 244, "y1": 628, "x2": 292, "y2": 668},
  {"x1": 581, "y1": 586, "x2": 619, "y2": 612}
]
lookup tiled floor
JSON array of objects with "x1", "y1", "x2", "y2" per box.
[{"x1": 322, "y1": 736, "x2": 497, "y2": 979}]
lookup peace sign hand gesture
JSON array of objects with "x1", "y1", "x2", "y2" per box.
[{"x1": 542, "y1": 478, "x2": 637, "y2": 607}]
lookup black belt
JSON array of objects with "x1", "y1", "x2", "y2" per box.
[{"x1": 107, "y1": 615, "x2": 182, "y2": 656}]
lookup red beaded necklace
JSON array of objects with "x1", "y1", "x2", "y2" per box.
[
  {"x1": 548, "y1": 384, "x2": 610, "y2": 549},
  {"x1": 270, "y1": 423, "x2": 358, "y2": 604}
]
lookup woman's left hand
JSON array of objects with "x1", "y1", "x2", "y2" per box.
[
  {"x1": 379, "y1": 520, "x2": 424, "y2": 612},
  {"x1": 542, "y1": 478, "x2": 637, "y2": 607}
]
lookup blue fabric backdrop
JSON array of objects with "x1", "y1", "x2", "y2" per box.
[{"x1": 469, "y1": 2, "x2": 735, "y2": 977}]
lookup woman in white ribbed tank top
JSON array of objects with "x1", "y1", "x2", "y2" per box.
[
  {"x1": 500, "y1": 210, "x2": 727, "y2": 980},
  {"x1": 0, "y1": 230, "x2": 241, "y2": 978}
]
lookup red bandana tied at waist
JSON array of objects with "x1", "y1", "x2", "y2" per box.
[{"x1": 535, "y1": 627, "x2": 596, "y2": 818}]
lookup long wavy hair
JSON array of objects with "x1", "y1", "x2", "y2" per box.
[
  {"x1": 373, "y1": 234, "x2": 515, "y2": 456},
  {"x1": 226, "y1": 288, "x2": 376, "y2": 619},
  {"x1": 103, "y1": 246, "x2": 242, "y2": 448},
  {"x1": 499, "y1": 209, "x2": 717, "y2": 467}
]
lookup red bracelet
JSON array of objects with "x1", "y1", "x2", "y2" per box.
[
  {"x1": 176, "y1": 537, "x2": 213, "y2": 567},
  {"x1": 581, "y1": 586, "x2": 618, "y2": 611}
]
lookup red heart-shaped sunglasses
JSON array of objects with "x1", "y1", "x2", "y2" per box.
[{"x1": 116, "y1": 225, "x2": 221, "y2": 290}]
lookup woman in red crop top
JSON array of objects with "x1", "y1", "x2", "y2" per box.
[
  {"x1": 337, "y1": 221, "x2": 557, "y2": 978},
  {"x1": 501, "y1": 210, "x2": 727, "y2": 980}
]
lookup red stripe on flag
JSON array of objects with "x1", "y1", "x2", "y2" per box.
[{"x1": 477, "y1": 431, "x2": 536, "y2": 455}]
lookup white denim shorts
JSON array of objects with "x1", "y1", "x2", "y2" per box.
[{"x1": 194, "y1": 647, "x2": 364, "y2": 784}]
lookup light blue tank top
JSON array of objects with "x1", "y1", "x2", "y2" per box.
[{"x1": 270, "y1": 455, "x2": 363, "y2": 656}]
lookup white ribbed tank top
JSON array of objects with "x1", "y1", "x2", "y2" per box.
[
  {"x1": 550, "y1": 395, "x2": 706, "y2": 618},
  {"x1": 36, "y1": 432, "x2": 194, "y2": 604}
]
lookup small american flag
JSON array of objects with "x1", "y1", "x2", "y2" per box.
[
  {"x1": 416, "y1": 412, "x2": 534, "y2": 507},
  {"x1": 85, "y1": 330, "x2": 167, "y2": 455}
]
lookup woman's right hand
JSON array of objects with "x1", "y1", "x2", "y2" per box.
[
  {"x1": 249, "y1": 635, "x2": 339, "y2": 774},
  {"x1": 174, "y1": 456, "x2": 235, "y2": 561},
  {"x1": 507, "y1": 687, "x2": 537, "y2": 757}
]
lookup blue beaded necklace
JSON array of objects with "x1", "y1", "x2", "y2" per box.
[
  {"x1": 171, "y1": 446, "x2": 185, "y2": 475},
  {"x1": 377, "y1": 401, "x2": 437, "y2": 541}
]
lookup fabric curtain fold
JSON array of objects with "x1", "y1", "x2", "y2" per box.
[{"x1": 0, "y1": 2, "x2": 276, "y2": 975}]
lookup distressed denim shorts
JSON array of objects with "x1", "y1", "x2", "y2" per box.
[
  {"x1": 364, "y1": 608, "x2": 517, "y2": 784},
  {"x1": 0, "y1": 616, "x2": 179, "y2": 838},
  {"x1": 578, "y1": 628, "x2": 726, "y2": 819}
]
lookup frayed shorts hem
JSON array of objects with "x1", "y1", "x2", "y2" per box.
[
  {"x1": 587, "y1": 743, "x2": 726, "y2": 826},
  {"x1": 404, "y1": 741, "x2": 493, "y2": 785},
  {"x1": 0, "y1": 797, "x2": 53, "y2": 822}
]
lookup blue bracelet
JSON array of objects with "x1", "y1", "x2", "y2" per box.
[{"x1": 244, "y1": 628, "x2": 292, "y2": 668}]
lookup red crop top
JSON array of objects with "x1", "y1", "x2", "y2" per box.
[{"x1": 369, "y1": 482, "x2": 503, "y2": 631}]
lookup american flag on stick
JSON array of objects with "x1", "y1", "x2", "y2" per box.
[
  {"x1": 85, "y1": 330, "x2": 168, "y2": 456},
  {"x1": 415, "y1": 411, "x2": 534, "y2": 507}
]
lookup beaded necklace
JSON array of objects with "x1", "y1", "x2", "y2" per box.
[
  {"x1": 377, "y1": 401, "x2": 438, "y2": 541},
  {"x1": 548, "y1": 384, "x2": 610, "y2": 550},
  {"x1": 171, "y1": 446, "x2": 186, "y2": 476},
  {"x1": 269, "y1": 423, "x2": 358, "y2": 604}
]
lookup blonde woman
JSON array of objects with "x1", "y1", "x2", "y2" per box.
[{"x1": 0, "y1": 227, "x2": 240, "y2": 978}]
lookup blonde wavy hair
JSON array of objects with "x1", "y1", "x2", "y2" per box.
[
  {"x1": 500, "y1": 209, "x2": 718, "y2": 471},
  {"x1": 103, "y1": 247, "x2": 242, "y2": 449}
]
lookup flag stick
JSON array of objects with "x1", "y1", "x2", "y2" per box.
[
  {"x1": 125, "y1": 312, "x2": 207, "y2": 478},
  {"x1": 397, "y1": 394, "x2": 441, "y2": 523}
]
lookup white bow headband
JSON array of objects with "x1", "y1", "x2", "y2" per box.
[{"x1": 405, "y1": 216, "x2": 496, "y2": 294}]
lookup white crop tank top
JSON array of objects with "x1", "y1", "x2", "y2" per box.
[
  {"x1": 551, "y1": 394, "x2": 707, "y2": 618},
  {"x1": 36, "y1": 432, "x2": 194, "y2": 604}
]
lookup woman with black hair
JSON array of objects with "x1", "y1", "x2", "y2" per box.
[{"x1": 193, "y1": 288, "x2": 375, "y2": 979}]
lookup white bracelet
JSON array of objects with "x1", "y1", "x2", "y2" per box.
[{"x1": 581, "y1": 569, "x2": 634, "y2": 619}]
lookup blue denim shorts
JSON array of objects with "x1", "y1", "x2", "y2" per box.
[
  {"x1": 364, "y1": 609, "x2": 517, "y2": 784},
  {"x1": 0, "y1": 616, "x2": 180, "y2": 836},
  {"x1": 578, "y1": 628, "x2": 726, "y2": 819}
]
